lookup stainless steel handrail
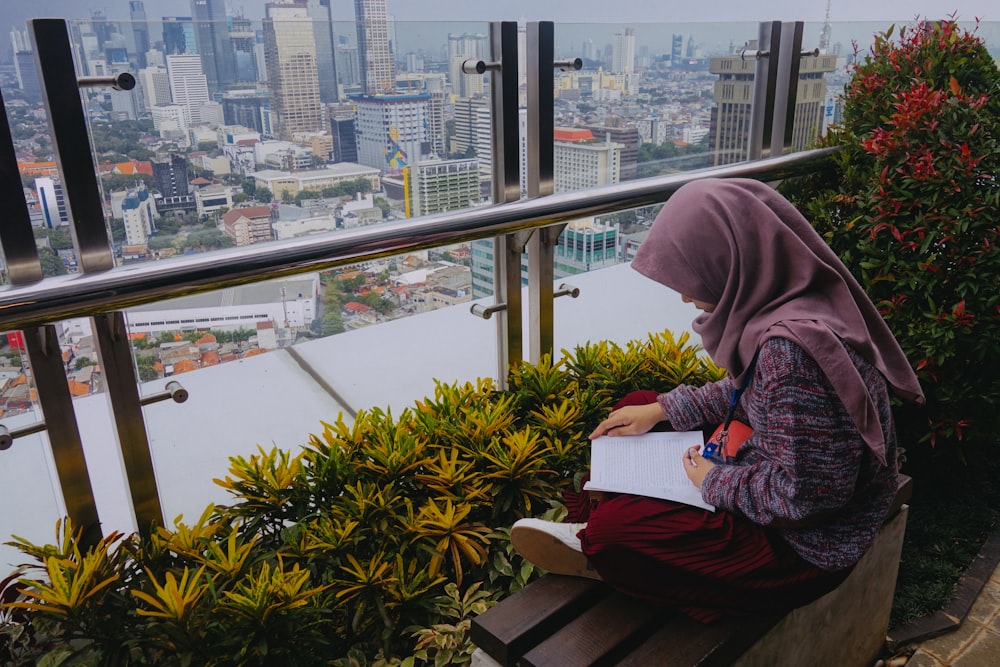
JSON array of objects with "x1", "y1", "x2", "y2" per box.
[{"x1": 0, "y1": 147, "x2": 836, "y2": 331}]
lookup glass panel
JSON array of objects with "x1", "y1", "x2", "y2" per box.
[{"x1": 0, "y1": 330, "x2": 66, "y2": 571}]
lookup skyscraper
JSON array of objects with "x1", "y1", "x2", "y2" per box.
[
  {"x1": 354, "y1": 0, "x2": 394, "y2": 94},
  {"x1": 708, "y1": 46, "x2": 837, "y2": 165},
  {"x1": 310, "y1": 0, "x2": 340, "y2": 102},
  {"x1": 612, "y1": 27, "x2": 635, "y2": 75},
  {"x1": 354, "y1": 94, "x2": 429, "y2": 172},
  {"x1": 447, "y1": 33, "x2": 487, "y2": 98},
  {"x1": 166, "y1": 54, "x2": 211, "y2": 125},
  {"x1": 229, "y1": 16, "x2": 259, "y2": 83},
  {"x1": 162, "y1": 17, "x2": 196, "y2": 55},
  {"x1": 262, "y1": 2, "x2": 324, "y2": 139},
  {"x1": 129, "y1": 1, "x2": 150, "y2": 68},
  {"x1": 191, "y1": 0, "x2": 236, "y2": 94}
]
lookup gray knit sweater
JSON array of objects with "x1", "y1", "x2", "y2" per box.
[{"x1": 657, "y1": 336, "x2": 898, "y2": 570}]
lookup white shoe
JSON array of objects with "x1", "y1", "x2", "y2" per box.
[{"x1": 510, "y1": 518, "x2": 601, "y2": 580}]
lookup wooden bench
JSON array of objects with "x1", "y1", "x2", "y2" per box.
[{"x1": 471, "y1": 476, "x2": 913, "y2": 667}]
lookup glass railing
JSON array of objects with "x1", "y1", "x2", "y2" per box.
[{"x1": 3, "y1": 14, "x2": 997, "y2": 575}]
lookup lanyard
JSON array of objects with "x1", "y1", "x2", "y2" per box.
[{"x1": 702, "y1": 363, "x2": 755, "y2": 462}]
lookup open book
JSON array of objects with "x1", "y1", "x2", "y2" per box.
[{"x1": 584, "y1": 431, "x2": 715, "y2": 511}]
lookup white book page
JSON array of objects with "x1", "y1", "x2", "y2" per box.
[{"x1": 584, "y1": 431, "x2": 715, "y2": 511}]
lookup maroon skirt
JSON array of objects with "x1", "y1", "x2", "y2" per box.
[{"x1": 567, "y1": 391, "x2": 851, "y2": 623}]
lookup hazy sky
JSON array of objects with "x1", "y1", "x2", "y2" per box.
[{"x1": 4, "y1": 0, "x2": 997, "y2": 55}]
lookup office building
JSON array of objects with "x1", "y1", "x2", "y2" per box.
[
  {"x1": 330, "y1": 105, "x2": 358, "y2": 164},
  {"x1": 122, "y1": 184, "x2": 158, "y2": 246},
  {"x1": 35, "y1": 177, "x2": 70, "y2": 228},
  {"x1": 152, "y1": 154, "x2": 190, "y2": 198},
  {"x1": 129, "y1": 1, "x2": 150, "y2": 68},
  {"x1": 191, "y1": 0, "x2": 236, "y2": 93},
  {"x1": 612, "y1": 27, "x2": 635, "y2": 75},
  {"x1": 582, "y1": 119, "x2": 640, "y2": 181},
  {"x1": 452, "y1": 96, "x2": 491, "y2": 190},
  {"x1": 14, "y1": 51, "x2": 41, "y2": 101},
  {"x1": 222, "y1": 90, "x2": 272, "y2": 136},
  {"x1": 252, "y1": 163, "x2": 381, "y2": 198},
  {"x1": 138, "y1": 66, "x2": 172, "y2": 111},
  {"x1": 354, "y1": 0, "x2": 394, "y2": 94},
  {"x1": 308, "y1": 0, "x2": 339, "y2": 103},
  {"x1": 353, "y1": 94, "x2": 429, "y2": 173},
  {"x1": 221, "y1": 205, "x2": 276, "y2": 246},
  {"x1": 262, "y1": 2, "x2": 325, "y2": 139},
  {"x1": 229, "y1": 16, "x2": 259, "y2": 83},
  {"x1": 162, "y1": 17, "x2": 196, "y2": 55},
  {"x1": 553, "y1": 128, "x2": 622, "y2": 193},
  {"x1": 404, "y1": 158, "x2": 480, "y2": 218},
  {"x1": 709, "y1": 45, "x2": 837, "y2": 165},
  {"x1": 167, "y1": 54, "x2": 211, "y2": 125}
]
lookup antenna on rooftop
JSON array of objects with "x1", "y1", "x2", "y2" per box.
[{"x1": 819, "y1": 0, "x2": 833, "y2": 53}]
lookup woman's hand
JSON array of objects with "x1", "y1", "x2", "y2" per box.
[
  {"x1": 683, "y1": 446, "x2": 715, "y2": 488},
  {"x1": 589, "y1": 403, "x2": 666, "y2": 439}
]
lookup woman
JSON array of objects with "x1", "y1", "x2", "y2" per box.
[{"x1": 511, "y1": 178, "x2": 924, "y2": 622}]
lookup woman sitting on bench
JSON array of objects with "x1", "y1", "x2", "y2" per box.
[{"x1": 511, "y1": 178, "x2": 924, "y2": 623}]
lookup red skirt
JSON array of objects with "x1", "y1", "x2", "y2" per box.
[{"x1": 567, "y1": 391, "x2": 851, "y2": 623}]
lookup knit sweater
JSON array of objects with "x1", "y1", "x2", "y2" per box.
[{"x1": 657, "y1": 336, "x2": 898, "y2": 570}]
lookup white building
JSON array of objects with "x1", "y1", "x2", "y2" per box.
[
  {"x1": 138, "y1": 66, "x2": 171, "y2": 112},
  {"x1": 122, "y1": 185, "x2": 158, "y2": 246},
  {"x1": 35, "y1": 177, "x2": 69, "y2": 228},
  {"x1": 166, "y1": 54, "x2": 210, "y2": 125},
  {"x1": 354, "y1": 94, "x2": 429, "y2": 173},
  {"x1": 252, "y1": 163, "x2": 381, "y2": 198},
  {"x1": 554, "y1": 129, "x2": 622, "y2": 193},
  {"x1": 125, "y1": 274, "x2": 320, "y2": 335},
  {"x1": 151, "y1": 104, "x2": 189, "y2": 142}
]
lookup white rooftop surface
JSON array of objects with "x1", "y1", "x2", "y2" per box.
[{"x1": 0, "y1": 263, "x2": 702, "y2": 570}]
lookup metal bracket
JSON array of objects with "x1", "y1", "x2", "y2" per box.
[
  {"x1": 554, "y1": 283, "x2": 580, "y2": 299},
  {"x1": 470, "y1": 303, "x2": 508, "y2": 320},
  {"x1": 77, "y1": 72, "x2": 136, "y2": 90},
  {"x1": 554, "y1": 58, "x2": 582, "y2": 71},
  {"x1": 462, "y1": 59, "x2": 501, "y2": 74},
  {"x1": 0, "y1": 381, "x2": 188, "y2": 451}
]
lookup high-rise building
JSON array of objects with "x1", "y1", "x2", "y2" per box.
[
  {"x1": 424, "y1": 76, "x2": 447, "y2": 158},
  {"x1": 167, "y1": 54, "x2": 211, "y2": 125},
  {"x1": 404, "y1": 158, "x2": 480, "y2": 218},
  {"x1": 191, "y1": 0, "x2": 236, "y2": 93},
  {"x1": 162, "y1": 17, "x2": 196, "y2": 55},
  {"x1": 671, "y1": 34, "x2": 684, "y2": 67},
  {"x1": 582, "y1": 119, "x2": 640, "y2": 181},
  {"x1": 222, "y1": 90, "x2": 272, "y2": 136},
  {"x1": 354, "y1": 0, "x2": 394, "y2": 94},
  {"x1": 329, "y1": 104, "x2": 358, "y2": 163},
  {"x1": 262, "y1": 2, "x2": 325, "y2": 139},
  {"x1": 612, "y1": 27, "x2": 635, "y2": 75},
  {"x1": 451, "y1": 96, "x2": 491, "y2": 189},
  {"x1": 152, "y1": 154, "x2": 190, "y2": 198},
  {"x1": 553, "y1": 128, "x2": 622, "y2": 193},
  {"x1": 129, "y1": 1, "x2": 150, "y2": 68},
  {"x1": 14, "y1": 51, "x2": 41, "y2": 101},
  {"x1": 36, "y1": 177, "x2": 69, "y2": 229},
  {"x1": 122, "y1": 184, "x2": 158, "y2": 246},
  {"x1": 309, "y1": 0, "x2": 340, "y2": 102},
  {"x1": 708, "y1": 46, "x2": 837, "y2": 165},
  {"x1": 229, "y1": 16, "x2": 259, "y2": 83},
  {"x1": 353, "y1": 94, "x2": 429, "y2": 173},
  {"x1": 138, "y1": 66, "x2": 172, "y2": 111},
  {"x1": 447, "y1": 33, "x2": 487, "y2": 98}
]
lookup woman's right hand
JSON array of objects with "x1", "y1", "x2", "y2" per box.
[{"x1": 589, "y1": 403, "x2": 666, "y2": 439}]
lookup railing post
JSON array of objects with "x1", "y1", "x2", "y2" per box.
[
  {"x1": 30, "y1": 18, "x2": 165, "y2": 537},
  {"x1": 747, "y1": 21, "x2": 781, "y2": 161},
  {"x1": 0, "y1": 82, "x2": 103, "y2": 550},
  {"x1": 747, "y1": 20, "x2": 811, "y2": 160},
  {"x1": 770, "y1": 21, "x2": 805, "y2": 157},
  {"x1": 487, "y1": 20, "x2": 523, "y2": 388},
  {"x1": 525, "y1": 21, "x2": 557, "y2": 364}
]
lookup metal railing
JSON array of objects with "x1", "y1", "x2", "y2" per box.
[{"x1": 0, "y1": 17, "x2": 836, "y2": 548}]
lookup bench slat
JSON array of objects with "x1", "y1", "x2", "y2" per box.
[
  {"x1": 519, "y1": 592, "x2": 662, "y2": 666},
  {"x1": 616, "y1": 613, "x2": 778, "y2": 666},
  {"x1": 470, "y1": 575, "x2": 607, "y2": 666}
]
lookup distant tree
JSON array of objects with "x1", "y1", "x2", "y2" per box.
[
  {"x1": 135, "y1": 355, "x2": 159, "y2": 382},
  {"x1": 358, "y1": 292, "x2": 394, "y2": 315},
  {"x1": 281, "y1": 190, "x2": 294, "y2": 205},
  {"x1": 148, "y1": 235, "x2": 178, "y2": 250},
  {"x1": 373, "y1": 197, "x2": 390, "y2": 218},
  {"x1": 295, "y1": 190, "x2": 321, "y2": 205},
  {"x1": 232, "y1": 193, "x2": 248, "y2": 204},
  {"x1": 74, "y1": 356, "x2": 98, "y2": 370},
  {"x1": 39, "y1": 248, "x2": 67, "y2": 277},
  {"x1": 322, "y1": 280, "x2": 343, "y2": 310},
  {"x1": 241, "y1": 178, "x2": 257, "y2": 196},
  {"x1": 109, "y1": 218, "x2": 126, "y2": 245},
  {"x1": 33, "y1": 227, "x2": 74, "y2": 251},
  {"x1": 313, "y1": 311, "x2": 345, "y2": 336},
  {"x1": 255, "y1": 187, "x2": 272, "y2": 203}
]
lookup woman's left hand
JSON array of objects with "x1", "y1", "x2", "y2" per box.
[{"x1": 683, "y1": 446, "x2": 716, "y2": 488}]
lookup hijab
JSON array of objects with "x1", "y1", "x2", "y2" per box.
[{"x1": 631, "y1": 178, "x2": 924, "y2": 464}]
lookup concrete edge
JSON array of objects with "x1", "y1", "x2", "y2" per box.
[{"x1": 887, "y1": 528, "x2": 1000, "y2": 650}]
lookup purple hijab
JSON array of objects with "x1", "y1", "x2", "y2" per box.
[{"x1": 632, "y1": 178, "x2": 924, "y2": 464}]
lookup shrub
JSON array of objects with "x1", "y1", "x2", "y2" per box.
[
  {"x1": 1, "y1": 330, "x2": 723, "y2": 665},
  {"x1": 782, "y1": 18, "x2": 1000, "y2": 454}
]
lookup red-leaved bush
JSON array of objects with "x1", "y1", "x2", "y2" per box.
[{"x1": 783, "y1": 19, "x2": 1000, "y2": 454}]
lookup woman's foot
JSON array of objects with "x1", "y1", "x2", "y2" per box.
[{"x1": 510, "y1": 518, "x2": 602, "y2": 580}]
